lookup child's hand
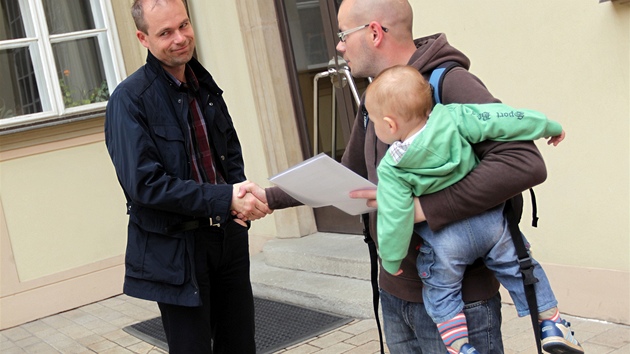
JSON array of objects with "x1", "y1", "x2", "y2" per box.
[
  {"x1": 393, "y1": 269, "x2": 403, "y2": 276},
  {"x1": 547, "y1": 130, "x2": 566, "y2": 146}
]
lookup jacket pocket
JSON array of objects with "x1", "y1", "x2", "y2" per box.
[
  {"x1": 152, "y1": 125, "x2": 186, "y2": 173},
  {"x1": 153, "y1": 125, "x2": 185, "y2": 141},
  {"x1": 126, "y1": 221, "x2": 187, "y2": 285}
]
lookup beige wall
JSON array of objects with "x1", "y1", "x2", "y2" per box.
[
  {"x1": 2, "y1": 140, "x2": 124, "y2": 281},
  {"x1": 413, "y1": 0, "x2": 629, "y2": 323},
  {"x1": 0, "y1": 120, "x2": 127, "y2": 329}
]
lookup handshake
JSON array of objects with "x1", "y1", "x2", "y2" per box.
[
  {"x1": 230, "y1": 181, "x2": 273, "y2": 226},
  {"x1": 229, "y1": 180, "x2": 382, "y2": 227}
]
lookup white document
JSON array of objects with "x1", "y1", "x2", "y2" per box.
[{"x1": 269, "y1": 153, "x2": 377, "y2": 215}]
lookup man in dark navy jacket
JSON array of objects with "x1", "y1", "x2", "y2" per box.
[{"x1": 104, "y1": 0, "x2": 271, "y2": 352}]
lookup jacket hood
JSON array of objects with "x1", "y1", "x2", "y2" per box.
[{"x1": 407, "y1": 33, "x2": 471, "y2": 76}]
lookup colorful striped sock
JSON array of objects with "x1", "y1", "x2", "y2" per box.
[
  {"x1": 539, "y1": 307, "x2": 561, "y2": 323},
  {"x1": 437, "y1": 312, "x2": 469, "y2": 352}
]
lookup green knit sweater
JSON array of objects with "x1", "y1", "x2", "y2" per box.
[{"x1": 377, "y1": 103, "x2": 563, "y2": 274}]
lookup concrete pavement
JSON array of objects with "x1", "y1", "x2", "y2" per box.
[
  {"x1": 2, "y1": 232, "x2": 629, "y2": 353},
  {"x1": 2, "y1": 294, "x2": 629, "y2": 353}
]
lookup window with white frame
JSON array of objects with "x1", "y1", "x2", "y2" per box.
[{"x1": 0, "y1": 0, "x2": 123, "y2": 129}]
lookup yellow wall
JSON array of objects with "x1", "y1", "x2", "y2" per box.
[
  {"x1": 0, "y1": 123, "x2": 127, "y2": 329},
  {"x1": 413, "y1": 0, "x2": 629, "y2": 271},
  {"x1": 413, "y1": 0, "x2": 629, "y2": 322},
  {"x1": 1, "y1": 141, "x2": 125, "y2": 281}
]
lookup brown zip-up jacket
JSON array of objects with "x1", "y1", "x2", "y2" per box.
[{"x1": 267, "y1": 33, "x2": 546, "y2": 303}]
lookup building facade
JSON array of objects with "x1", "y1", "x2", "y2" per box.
[{"x1": 1, "y1": 0, "x2": 628, "y2": 329}]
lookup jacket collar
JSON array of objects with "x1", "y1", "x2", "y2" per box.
[{"x1": 144, "y1": 50, "x2": 223, "y2": 96}]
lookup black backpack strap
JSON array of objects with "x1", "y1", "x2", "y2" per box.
[
  {"x1": 360, "y1": 96, "x2": 384, "y2": 353},
  {"x1": 504, "y1": 196, "x2": 543, "y2": 354},
  {"x1": 429, "y1": 59, "x2": 543, "y2": 351},
  {"x1": 362, "y1": 101, "x2": 370, "y2": 130},
  {"x1": 428, "y1": 61, "x2": 461, "y2": 105},
  {"x1": 530, "y1": 188, "x2": 539, "y2": 227},
  {"x1": 362, "y1": 213, "x2": 385, "y2": 354}
]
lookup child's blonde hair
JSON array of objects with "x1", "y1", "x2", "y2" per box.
[{"x1": 365, "y1": 65, "x2": 433, "y2": 123}]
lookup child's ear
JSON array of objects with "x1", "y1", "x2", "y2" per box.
[{"x1": 383, "y1": 116, "x2": 397, "y2": 134}]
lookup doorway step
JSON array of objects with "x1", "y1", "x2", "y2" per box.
[{"x1": 250, "y1": 232, "x2": 375, "y2": 319}]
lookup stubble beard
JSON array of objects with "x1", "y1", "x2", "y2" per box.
[{"x1": 167, "y1": 39, "x2": 195, "y2": 67}]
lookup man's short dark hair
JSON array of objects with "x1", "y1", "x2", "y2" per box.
[{"x1": 131, "y1": 0, "x2": 186, "y2": 33}]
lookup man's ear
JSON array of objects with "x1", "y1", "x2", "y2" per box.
[
  {"x1": 369, "y1": 21, "x2": 385, "y2": 46},
  {"x1": 383, "y1": 116, "x2": 397, "y2": 134},
  {"x1": 136, "y1": 30, "x2": 149, "y2": 49}
]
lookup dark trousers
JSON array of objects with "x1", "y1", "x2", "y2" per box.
[{"x1": 158, "y1": 222, "x2": 256, "y2": 354}]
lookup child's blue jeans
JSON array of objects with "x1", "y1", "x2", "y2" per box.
[{"x1": 414, "y1": 203, "x2": 558, "y2": 323}]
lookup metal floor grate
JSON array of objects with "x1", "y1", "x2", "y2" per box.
[{"x1": 123, "y1": 297, "x2": 352, "y2": 353}]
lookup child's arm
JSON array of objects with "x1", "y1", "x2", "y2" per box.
[
  {"x1": 443, "y1": 103, "x2": 563, "y2": 143},
  {"x1": 376, "y1": 160, "x2": 416, "y2": 276}
]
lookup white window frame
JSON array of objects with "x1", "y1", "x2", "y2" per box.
[{"x1": 0, "y1": 0, "x2": 124, "y2": 131}]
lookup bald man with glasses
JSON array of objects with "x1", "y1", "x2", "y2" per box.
[{"x1": 249, "y1": 0, "x2": 548, "y2": 352}]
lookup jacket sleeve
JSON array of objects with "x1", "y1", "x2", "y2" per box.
[
  {"x1": 419, "y1": 68, "x2": 547, "y2": 231},
  {"x1": 376, "y1": 159, "x2": 416, "y2": 275},
  {"x1": 212, "y1": 93, "x2": 247, "y2": 184},
  {"x1": 104, "y1": 85, "x2": 232, "y2": 222},
  {"x1": 341, "y1": 103, "x2": 369, "y2": 178},
  {"x1": 266, "y1": 185, "x2": 303, "y2": 210},
  {"x1": 448, "y1": 103, "x2": 563, "y2": 142}
]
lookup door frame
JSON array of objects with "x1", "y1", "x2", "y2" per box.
[{"x1": 272, "y1": 0, "x2": 364, "y2": 234}]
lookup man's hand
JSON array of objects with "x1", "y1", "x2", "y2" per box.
[
  {"x1": 547, "y1": 130, "x2": 566, "y2": 146},
  {"x1": 350, "y1": 188, "x2": 426, "y2": 223},
  {"x1": 236, "y1": 181, "x2": 268, "y2": 203},
  {"x1": 349, "y1": 188, "x2": 377, "y2": 208},
  {"x1": 232, "y1": 181, "x2": 272, "y2": 221}
]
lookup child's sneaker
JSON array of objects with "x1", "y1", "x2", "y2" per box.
[
  {"x1": 457, "y1": 343, "x2": 480, "y2": 354},
  {"x1": 540, "y1": 319, "x2": 584, "y2": 354}
]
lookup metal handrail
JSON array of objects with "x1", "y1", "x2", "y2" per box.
[
  {"x1": 338, "y1": 67, "x2": 361, "y2": 107},
  {"x1": 312, "y1": 65, "x2": 361, "y2": 156}
]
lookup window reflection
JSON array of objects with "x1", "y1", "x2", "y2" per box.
[
  {"x1": 53, "y1": 37, "x2": 109, "y2": 108},
  {"x1": 0, "y1": 47, "x2": 43, "y2": 118},
  {"x1": 0, "y1": 0, "x2": 26, "y2": 40},
  {"x1": 42, "y1": 0, "x2": 95, "y2": 35},
  {"x1": 0, "y1": 0, "x2": 119, "y2": 126},
  {"x1": 286, "y1": 0, "x2": 328, "y2": 70}
]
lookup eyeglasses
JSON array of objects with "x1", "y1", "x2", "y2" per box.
[{"x1": 337, "y1": 24, "x2": 388, "y2": 42}]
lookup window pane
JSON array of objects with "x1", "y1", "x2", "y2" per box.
[
  {"x1": 0, "y1": 47, "x2": 44, "y2": 118},
  {"x1": 43, "y1": 0, "x2": 95, "y2": 35},
  {"x1": 0, "y1": 0, "x2": 27, "y2": 40},
  {"x1": 53, "y1": 37, "x2": 109, "y2": 108},
  {"x1": 286, "y1": 0, "x2": 328, "y2": 70}
]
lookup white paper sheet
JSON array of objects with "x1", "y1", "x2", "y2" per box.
[{"x1": 269, "y1": 153, "x2": 377, "y2": 215}]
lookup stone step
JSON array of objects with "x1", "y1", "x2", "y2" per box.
[
  {"x1": 261, "y1": 232, "x2": 371, "y2": 280},
  {"x1": 250, "y1": 232, "x2": 376, "y2": 319}
]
